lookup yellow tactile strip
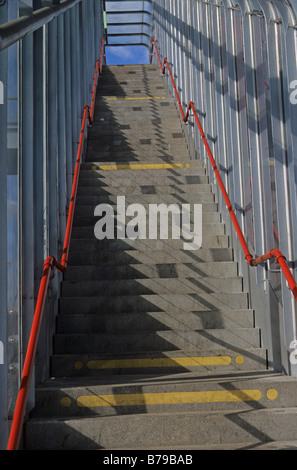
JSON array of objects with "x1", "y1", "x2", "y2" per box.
[
  {"x1": 100, "y1": 96, "x2": 166, "y2": 101},
  {"x1": 91, "y1": 163, "x2": 191, "y2": 171},
  {"x1": 73, "y1": 355, "x2": 245, "y2": 371},
  {"x1": 60, "y1": 388, "x2": 278, "y2": 409}
]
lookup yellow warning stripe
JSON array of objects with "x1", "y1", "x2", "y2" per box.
[
  {"x1": 91, "y1": 163, "x2": 190, "y2": 171},
  {"x1": 101, "y1": 96, "x2": 166, "y2": 101},
  {"x1": 60, "y1": 387, "x2": 278, "y2": 408},
  {"x1": 108, "y1": 64, "x2": 153, "y2": 68},
  {"x1": 86, "y1": 356, "x2": 233, "y2": 370},
  {"x1": 73, "y1": 389, "x2": 278, "y2": 408}
]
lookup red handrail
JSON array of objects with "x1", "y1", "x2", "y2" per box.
[
  {"x1": 152, "y1": 37, "x2": 297, "y2": 303},
  {"x1": 60, "y1": 103, "x2": 89, "y2": 269},
  {"x1": 6, "y1": 256, "x2": 64, "y2": 450},
  {"x1": 6, "y1": 39, "x2": 104, "y2": 451}
]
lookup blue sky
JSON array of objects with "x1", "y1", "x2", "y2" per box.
[{"x1": 105, "y1": 46, "x2": 150, "y2": 65}]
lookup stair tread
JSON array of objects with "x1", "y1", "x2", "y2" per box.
[
  {"x1": 25, "y1": 408, "x2": 297, "y2": 450},
  {"x1": 36, "y1": 370, "x2": 285, "y2": 388}
]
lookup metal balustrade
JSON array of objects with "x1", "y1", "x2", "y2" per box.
[
  {"x1": 0, "y1": 0, "x2": 103, "y2": 449},
  {"x1": 152, "y1": 0, "x2": 297, "y2": 377}
]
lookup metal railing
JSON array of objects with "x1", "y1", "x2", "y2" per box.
[
  {"x1": 0, "y1": 0, "x2": 82, "y2": 51},
  {"x1": 152, "y1": 36, "x2": 297, "y2": 303},
  {"x1": 6, "y1": 35, "x2": 105, "y2": 451}
]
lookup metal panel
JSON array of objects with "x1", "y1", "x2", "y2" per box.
[
  {"x1": 0, "y1": 1, "x2": 8, "y2": 450},
  {"x1": 152, "y1": 0, "x2": 297, "y2": 375},
  {"x1": 104, "y1": 0, "x2": 153, "y2": 47},
  {"x1": 0, "y1": 0, "x2": 104, "y2": 448}
]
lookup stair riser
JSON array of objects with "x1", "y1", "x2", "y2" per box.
[
  {"x1": 87, "y1": 129, "x2": 186, "y2": 138},
  {"x1": 79, "y1": 170, "x2": 205, "y2": 179},
  {"x1": 81, "y1": 160, "x2": 204, "y2": 169},
  {"x1": 63, "y1": 261, "x2": 237, "y2": 281},
  {"x1": 59, "y1": 291, "x2": 248, "y2": 314},
  {"x1": 71, "y1": 225, "x2": 224, "y2": 239},
  {"x1": 94, "y1": 102, "x2": 180, "y2": 112},
  {"x1": 68, "y1": 237, "x2": 228, "y2": 252},
  {"x1": 87, "y1": 140, "x2": 189, "y2": 151},
  {"x1": 90, "y1": 121, "x2": 184, "y2": 131},
  {"x1": 61, "y1": 277, "x2": 242, "y2": 297},
  {"x1": 77, "y1": 184, "x2": 211, "y2": 195},
  {"x1": 73, "y1": 212, "x2": 220, "y2": 224},
  {"x1": 53, "y1": 328, "x2": 260, "y2": 354},
  {"x1": 77, "y1": 175, "x2": 208, "y2": 186},
  {"x1": 86, "y1": 151, "x2": 190, "y2": 161},
  {"x1": 92, "y1": 112, "x2": 184, "y2": 122},
  {"x1": 56, "y1": 309, "x2": 253, "y2": 334},
  {"x1": 75, "y1": 196, "x2": 217, "y2": 208},
  {"x1": 67, "y1": 248, "x2": 234, "y2": 265}
]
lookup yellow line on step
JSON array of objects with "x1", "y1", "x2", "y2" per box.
[
  {"x1": 74, "y1": 389, "x2": 268, "y2": 408},
  {"x1": 86, "y1": 356, "x2": 232, "y2": 370},
  {"x1": 108, "y1": 64, "x2": 153, "y2": 68},
  {"x1": 91, "y1": 163, "x2": 190, "y2": 171},
  {"x1": 101, "y1": 96, "x2": 166, "y2": 101}
]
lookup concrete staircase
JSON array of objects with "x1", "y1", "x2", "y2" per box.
[{"x1": 25, "y1": 65, "x2": 297, "y2": 450}]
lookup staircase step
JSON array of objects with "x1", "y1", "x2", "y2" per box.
[
  {"x1": 51, "y1": 349, "x2": 267, "y2": 377},
  {"x1": 69, "y1": 237, "x2": 228, "y2": 251},
  {"x1": 61, "y1": 277, "x2": 242, "y2": 297},
  {"x1": 92, "y1": 111, "x2": 183, "y2": 121},
  {"x1": 73, "y1": 211, "x2": 221, "y2": 225},
  {"x1": 63, "y1": 261, "x2": 237, "y2": 281},
  {"x1": 86, "y1": 150, "x2": 190, "y2": 162},
  {"x1": 76, "y1": 197, "x2": 218, "y2": 214},
  {"x1": 95, "y1": 98, "x2": 177, "y2": 108},
  {"x1": 77, "y1": 183, "x2": 211, "y2": 196},
  {"x1": 80, "y1": 160, "x2": 204, "y2": 169},
  {"x1": 67, "y1": 247, "x2": 234, "y2": 265},
  {"x1": 87, "y1": 136, "x2": 189, "y2": 149},
  {"x1": 90, "y1": 120, "x2": 185, "y2": 131},
  {"x1": 59, "y1": 291, "x2": 248, "y2": 314},
  {"x1": 30, "y1": 371, "x2": 297, "y2": 420},
  {"x1": 77, "y1": 173, "x2": 208, "y2": 186},
  {"x1": 78, "y1": 168, "x2": 205, "y2": 180},
  {"x1": 56, "y1": 309, "x2": 254, "y2": 334},
  {"x1": 80, "y1": 161, "x2": 201, "y2": 170},
  {"x1": 71, "y1": 225, "x2": 223, "y2": 239},
  {"x1": 53, "y1": 326, "x2": 259, "y2": 355},
  {"x1": 75, "y1": 194, "x2": 217, "y2": 207},
  {"x1": 87, "y1": 127, "x2": 187, "y2": 139},
  {"x1": 25, "y1": 405, "x2": 297, "y2": 450}
]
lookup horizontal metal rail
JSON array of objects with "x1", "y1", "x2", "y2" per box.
[
  {"x1": 6, "y1": 38, "x2": 105, "y2": 451},
  {"x1": 0, "y1": 0, "x2": 82, "y2": 51},
  {"x1": 152, "y1": 36, "x2": 297, "y2": 303}
]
